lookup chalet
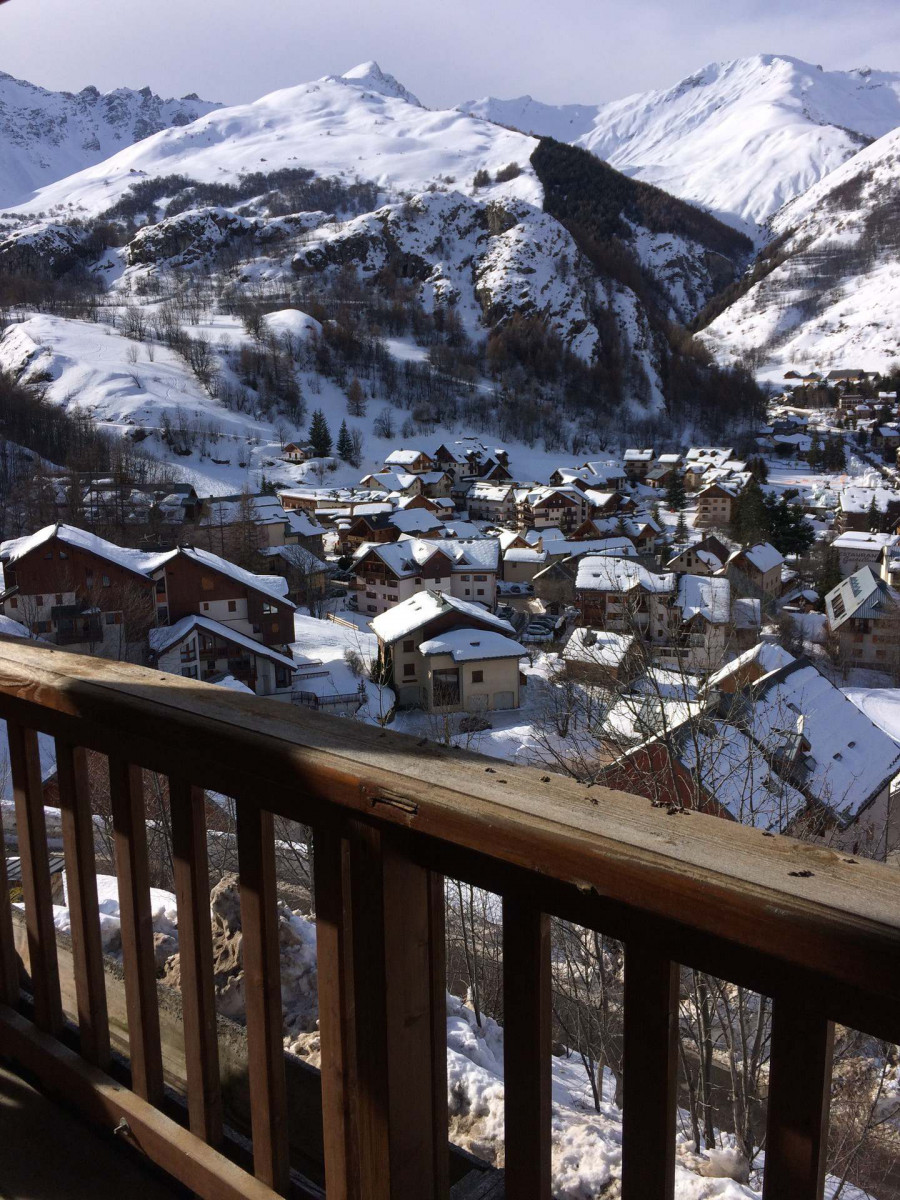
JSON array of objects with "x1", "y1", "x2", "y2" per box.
[
  {"x1": 574, "y1": 556, "x2": 675, "y2": 640},
  {"x1": 502, "y1": 547, "x2": 548, "y2": 584},
  {"x1": 370, "y1": 590, "x2": 524, "y2": 713},
  {"x1": 666, "y1": 535, "x2": 732, "y2": 575},
  {"x1": 663, "y1": 574, "x2": 732, "y2": 672},
  {"x1": 342, "y1": 512, "x2": 400, "y2": 555},
  {"x1": 257, "y1": 545, "x2": 330, "y2": 607},
  {"x1": 466, "y1": 482, "x2": 516, "y2": 523},
  {"x1": 282, "y1": 442, "x2": 313, "y2": 463},
  {"x1": 826, "y1": 369, "x2": 866, "y2": 384},
  {"x1": 706, "y1": 641, "x2": 796, "y2": 694},
  {"x1": 383, "y1": 449, "x2": 435, "y2": 474},
  {"x1": 723, "y1": 543, "x2": 784, "y2": 599},
  {"x1": 0, "y1": 524, "x2": 296, "y2": 655},
  {"x1": 354, "y1": 537, "x2": 499, "y2": 615},
  {"x1": 515, "y1": 486, "x2": 589, "y2": 533},
  {"x1": 197, "y1": 494, "x2": 325, "y2": 557},
  {"x1": 645, "y1": 465, "x2": 676, "y2": 490},
  {"x1": 418, "y1": 471, "x2": 454, "y2": 499},
  {"x1": 359, "y1": 472, "x2": 424, "y2": 497},
  {"x1": 561, "y1": 628, "x2": 638, "y2": 685},
  {"x1": 149, "y1": 615, "x2": 295, "y2": 698},
  {"x1": 837, "y1": 486, "x2": 900, "y2": 534},
  {"x1": 694, "y1": 482, "x2": 739, "y2": 529},
  {"x1": 623, "y1": 448, "x2": 654, "y2": 481},
  {"x1": 825, "y1": 566, "x2": 900, "y2": 672}
]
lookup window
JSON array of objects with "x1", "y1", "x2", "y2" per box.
[
  {"x1": 367, "y1": 604, "x2": 376, "y2": 613},
  {"x1": 227, "y1": 600, "x2": 237, "y2": 613},
  {"x1": 477, "y1": 589, "x2": 485, "y2": 596},
  {"x1": 366, "y1": 592, "x2": 376, "y2": 599},
  {"x1": 474, "y1": 574, "x2": 487, "y2": 582},
  {"x1": 55, "y1": 594, "x2": 62, "y2": 605},
  {"x1": 271, "y1": 623, "x2": 279, "y2": 635},
  {"x1": 181, "y1": 665, "x2": 198, "y2": 679},
  {"x1": 415, "y1": 577, "x2": 422, "y2": 585},
  {"x1": 201, "y1": 575, "x2": 215, "y2": 591},
  {"x1": 388, "y1": 594, "x2": 398, "y2": 602},
  {"x1": 465, "y1": 589, "x2": 470, "y2": 596},
  {"x1": 472, "y1": 670, "x2": 484, "y2": 683},
  {"x1": 263, "y1": 603, "x2": 277, "y2": 614},
  {"x1": 59, "y1": 550, "x2": 68, "y2": 560},
  {"x1": 403, "y1": 640, "x2": 414, "y2": 652},
  {"x1": 36, "y1": 595, "x2": 43, "y2": 606},
  {"x1": 203, "y1": 601, "x2": 210, "y2": 611},
  {"x1": 10, "y1": 597, "x2": 17, "y2": 609},
  {"x1": 156, "y1": 577, "x2": 166, "y2": 594},
  {"x1": 461, "y1": 574, "x2": 470, "y2": 582},
  {"x1": 403, "y1": 663, "x2": 416, "y2": 676},
  {"x1": 104, "y1": 613, "x2": 116, "y2": 626}
]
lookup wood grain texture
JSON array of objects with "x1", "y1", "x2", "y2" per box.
[
  {"x1": 7, "y1": 720, "x2": 62, "y2": 1033},
  {"x1": 56, "y1": 740, "x2": 110, "y2": 1067},
  {"x1": 169, "y1": 777, "x2": 222, "y2": 1146}
]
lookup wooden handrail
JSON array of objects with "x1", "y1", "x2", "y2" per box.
[{"x1": 0, "y1": 636, "x2": 898, "y2": 1200}]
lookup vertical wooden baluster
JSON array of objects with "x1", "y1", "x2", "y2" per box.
[
  {"x1": 314, "y1": 824, "x2": 355, "y2": 1200},
  {"x1": 169, "y1": 777, "x2": 222, "y2": 1146},
  {"x1": 317, "y1": 821, "x2": 446, "y2": 1200},
  {"x1": 56, "y1": 741, "x2": 110, "y2": 1068},
  {"x1": 109, "y1": 756, "x2": 163, "y2": 1105},
  {"x1": 502, "y1": 898, "x2": 551, "y2": 1200},
  {"x1": 237, "y1": 802, "x2": 289, "y2": 1194},
  {"x1": 0, "y1": 798, "x2": 19, "y2": 1007},
  {"x1": 621, "y1": 941, "x2": 678, "y2": 1200},
  {"x1": 763, "y1": 1000, "x2": 834, "y2": 1200},
  {"x1": 7, "y1": 720, "x2": 62, "y2": 1033}
]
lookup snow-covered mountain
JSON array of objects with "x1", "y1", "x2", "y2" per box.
[
  {"x1": 0, "y1": 62, "x2": 541, "y2": 220},
  {"x1": 699, "y1": 123, "x2": 900, "y2": 374},
  {"x1": 459, "y1": 55, "x2": 900, "y2": 237},
  {"x1": 0, "y1": 71, "x2": 220, "y2": 210}
]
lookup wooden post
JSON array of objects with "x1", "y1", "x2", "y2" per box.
[
  {"x1": 56, "y1": 741, "x2": 110, "y2": 1068},
  {"x1": 170, "y1": 777, "x2": 222, "y2": 1146},
  {"x1": 7, "y1": 720, "x2": 62, "y2": 1034},
  {"x1": 622, "y1": 942, "x2": 678, "y2": 1200},
  {"x1": 0, "y1": 790, "x2": 19, "y2": 1008},
  {"x1": 317, "y1": 820, "x2": 446, "y2": 1200},
  {"x1": 763, "y1": 1000, "x2": 834, "y2": 1200},
  {"x1": 237, "y1": 802, "x2": 289, "y2": 1194},
  {"x1": 109, "y1": 756, "x2": 163, "y2": 1105},
  {"x1": 502, "y1": 898, "x2": 551, "y2": 1200}
]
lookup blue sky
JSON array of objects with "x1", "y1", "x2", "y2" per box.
[{"x1": 3, "y1": 0, "x2": 899, "y2": 107}]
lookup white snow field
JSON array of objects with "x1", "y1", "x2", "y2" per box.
[
  {"x1": 460, "y1": 55, "x2": 900, "y2": 237},
  {"x1": 0, "y1": 70, "x2": 220, "y2": 211},
  {"x1": 1, "y1": 63, "x2": 541, "y2": 221}
]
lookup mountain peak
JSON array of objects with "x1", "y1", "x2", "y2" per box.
[{"x1": 333, "y1": 61, "x2": 422, "y2": 107}]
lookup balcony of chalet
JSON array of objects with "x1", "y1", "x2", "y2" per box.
[{"x1": 0, "y1": 635, "x2": 898, "y2": 1200}]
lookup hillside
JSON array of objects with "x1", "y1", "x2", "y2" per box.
[
  {"x1": 699, "y1": 124, "x2": 900, "y2": 374},
  {"x1": 0, "y1": 70, "x2": 220, "y2": 211},
  {"x1": 460, "y1": 55, "x2": 900, "y2": 237}
]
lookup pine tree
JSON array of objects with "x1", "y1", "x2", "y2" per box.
[
  {"x1": 336, "y1": 420, "x2": 353, "y2": 462},
  {"x1": 674, "y1": 510, "x2": 688, "y2": 544},
  {"x1": 308, "y1": 409, "x2": 332, "y2": 458},
  {"x1": 817, "y1": 544, "x2": 842, "y2": 605},
  {"x1": 664, "y1": 471, "x2": 686, "y2": 513},
  {"x1": 806, "y1": 433, "x2": 823, "y2": 472}
]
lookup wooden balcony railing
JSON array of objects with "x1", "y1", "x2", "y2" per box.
[{"x1": 0, "y1": 636, "x2": 898, "y2": 1199}]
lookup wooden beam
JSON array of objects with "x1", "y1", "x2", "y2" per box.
[
  {"x1": 56, "y1": 740, "x2": 110, "y2": 1068},
  {"x1": 237, "y1": 802, "x2": 289, "y2": 1194},
  {"x1": 0, "y1": 1002, "x2": 290, "y2": 1200},
  {"x1": 169, "y1": 777, "x2": 222, "y2": 1146},
  {"x1": 502, "y1": 899, "x2": 551, "y2": 1200},
  {"x1": 109, "y1": 756, "x2": 163, "y2": 1105},
  {"x1": 7, "y1": 720, "x2": 62, "y2": 1033},
  {"x1": 763, "y1": 1001, "x2": 834, "y2": 1200},
  {"x1": 621, "y1": 942, "x2": 678, "y2": 1200}
]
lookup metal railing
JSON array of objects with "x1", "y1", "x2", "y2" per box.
[{"x1": 0, "y1": 636, "x2": 898, "y2": 1199}]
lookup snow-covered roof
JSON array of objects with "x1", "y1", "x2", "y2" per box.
[
  {"x1": 384, "y1": 448, "x2": 430, "y2": 466},
  {"x1": 370, "y1": 589, "x2": 514, "y2": 642},
  {"x1": 149, "y1": 614, "x2": 296, "y2": 668},
  {"x1": 685, "y1": 447, "x2": 733, "y2": 466},
  {"x1": 562, "y1": 628, "x2": 634, "y2": 668},
  {"x1": 732, "y1": 597, "x2": 762, "y2": 630},
  {"x1": 840, "y1": 485, "x2": 900, "y2": 515},
  {"x1": 832, "y1": 531, "x2": 899, "y2": 552},
  {"x1": 546, "y1": 537, "x2": 637, "y2": 560},
  {"x1": 677, "y1": 574, "x2": 730, "y2": 624},
  {"x1": 467, "y1": 481, "x2": 513, "y2": 502},
  {"x1": 257, "y1": 545, "x2": 328, "y2": 573},
  {"x1": 623, "y1": 448, "x2": 653, "y2": 462},
  {"x1": 172, "y1": 546, "x2": 293, "y2": 607},
  {"x1": 707, "y1": 642, "x2": 796, "y2": 689},
  {"x1": 356, "y1": 537, "x2": 499, "y2": 575},
  {"x1": 677, "y1": 722, "x2": 806, "y2": 831},
  {"x1": 750, "y1": 659, "x2": 900, "y2": 823},
  {"x1": 0, "y1": 522, "x2": 170, "y2": 576},
  {"x1": 418, "y1": 628, "x2": 524, "y2": 662},
  {"x1": 575, "y1": 556, "x2": 675, "y2": 593},
  {"x1": 504, "y1": 547, "x2": 547, "y2": 563},
  {"x1": 387, "y1": 508, "x2": 444, "y2": 534},
  {"x1": 730, "y1": 542, "x2": 784, "y2": 574},
  {"x1": 825, "y1": 565, "x2": 898, "y2": 628}
]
